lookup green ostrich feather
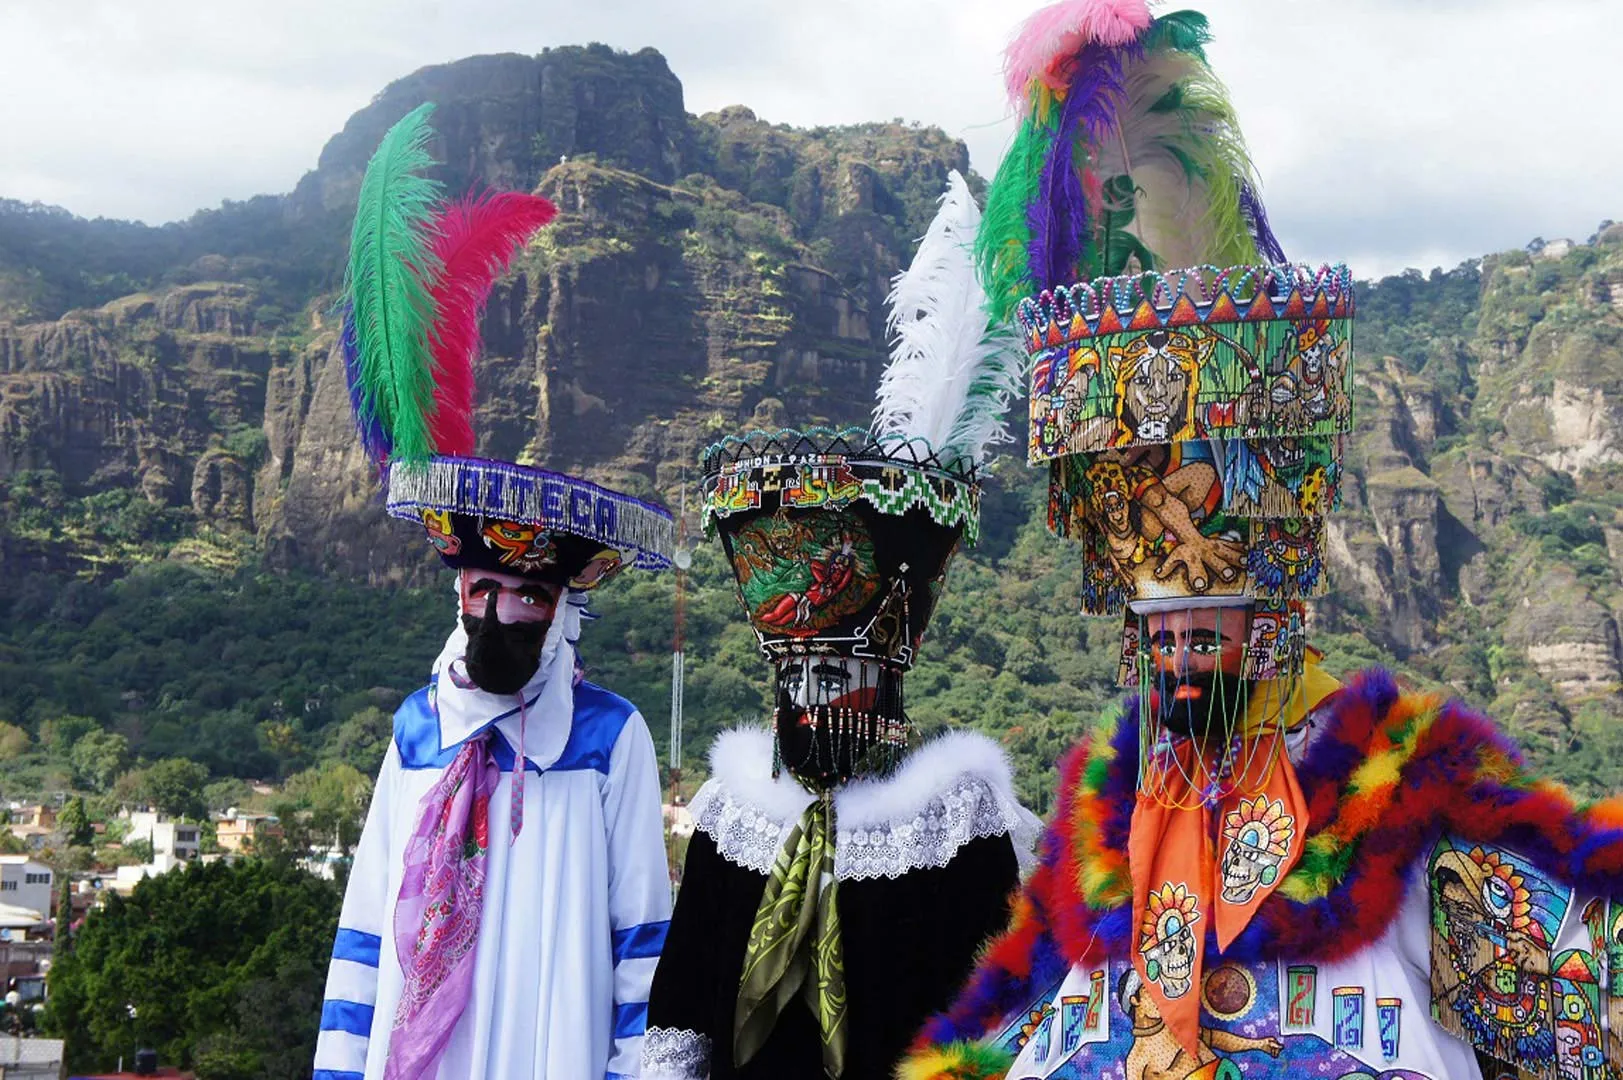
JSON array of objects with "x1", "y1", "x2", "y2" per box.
[
  {"x1": 345, "y1": 101, "x2": 446, "y2": 465},
  {"x1": 1125, "y1": 12, "x2": 1269, "y2": 270},
  {"x1": 1141, "y1": 8, "x2": 1213, "y2": 57},
  {"x1": 975, "y1": 104, "x2": 1052, "y2": 325}
]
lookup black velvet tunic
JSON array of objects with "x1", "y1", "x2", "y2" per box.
[{"x1": 646, "y1": 814, "x2": 1021, "y2": 1079}]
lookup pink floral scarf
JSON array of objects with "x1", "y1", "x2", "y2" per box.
[{"x1": 385, "y1": 734, "x2": 499, "y2": 1080}]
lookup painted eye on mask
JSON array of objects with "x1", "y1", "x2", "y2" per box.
[{"x1": 1482, "y1": 877, "x2": 1514, "y2": 919}]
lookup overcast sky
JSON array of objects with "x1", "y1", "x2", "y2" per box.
[{"x1": 2, "y1": 0, "x2": 1619, "y2": 279}]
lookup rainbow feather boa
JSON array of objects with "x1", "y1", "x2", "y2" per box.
[{"x1": 901, "y1": 668, "x2": 1623, "y2": 1080}]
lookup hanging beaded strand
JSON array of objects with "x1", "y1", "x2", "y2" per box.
[{"x1": 1136, "y1": 606, "x2": 1301, "y2": 810}]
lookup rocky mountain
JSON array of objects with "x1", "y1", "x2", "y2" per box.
[
  {"x1": 0, "y1": 44, "x2": 966, "y2": 583},
  {"x1": 1, "y1": 44, "x2": 1620, "y2": 793},
  {"x1": 1316, "y1": 239, "x2": 1623, "y2": 781}
]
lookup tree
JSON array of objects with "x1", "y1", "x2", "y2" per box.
[
  {"x1": 69, "y1": 730, "x2": 129, "y2": 793},
  {"x1": 56, "y1": 879, "x2": 73, "y2": 951},
  {"x1": 139, "y1": 758, "x2": 210, "y2": 820},
  {"x1": 43, "y1": 859, "x2": 339, "y2": 1075},
  {"x1": 279, "y1": 762, "x2": 372, "y2": 850},
  {"x1": 202, "y1": 778, "x2": 253, "y2": 815},
  {"x1": 40, "y1": 715, "x2": 98, "y2": 759},
  {"x1": 325, "y1": 706, "x2": 391, "y2": 775},
  {"x1": 57, "y1": 795, "x2": 93, "y2": 847},
  {"x1": 0, "y1": 720, "x2": 30, "y2": 760},
  {"x1": 110, "y1": 767, "x2": 147, "y2": 809},
  {"x1": 272, "y1": 762, "x2": 372, "y2": 888}
]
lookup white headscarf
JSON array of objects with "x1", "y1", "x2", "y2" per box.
[{"x1": 428, "y1": 589, "x2": 589, "y2": 768}]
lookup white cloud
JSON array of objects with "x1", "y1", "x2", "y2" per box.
[{"x1": 1, "y1": 0, "x2": 1618, "y2": 276}]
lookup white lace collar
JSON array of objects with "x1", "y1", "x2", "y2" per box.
[{"x1": 687, "y1": 727, "x2": 1041, "y2": 881}]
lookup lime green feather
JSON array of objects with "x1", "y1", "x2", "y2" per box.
[
  {"x1": 345, "y1": 101, "x2": 445, "y2": 465},
  {"x1": 1091, "y1": 13, "x2": 1266, "y2": 272},
  {"x1": 1166, "y1": 54, "x2": 1265, "y2": 269},
  {"x1": 975, "y1": 105, "x2": 1052, "y2": 324}
]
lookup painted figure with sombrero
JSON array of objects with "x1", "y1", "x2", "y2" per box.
[{"x1": 901, "y1": 5, "x2": 1623, "y2": 1080}]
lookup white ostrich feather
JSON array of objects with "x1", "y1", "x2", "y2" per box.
[{"x1": 872, "y1": 170, "x2": 1024, "y2": 469}]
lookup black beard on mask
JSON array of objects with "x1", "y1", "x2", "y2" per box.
[
  {"x1": 1155, "y1": 670, "x2": 1256, "y2": 739},
  {"x1": 460, "y1": 590, "x2": 551, "y2": 695},
  {"x1": 771, "y1": 666, "x2": 905, "y2": 789},
  {"x1": 774, "y1": 703, "x2": 879, "y2": 790}
]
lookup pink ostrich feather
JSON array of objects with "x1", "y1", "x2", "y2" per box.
[
  {"x1": 1003, "y1": 0, "x2": 1153, "y2": 104},
  {"x1": 423, "y1": 190, "x2": 556, "y2": 456}
]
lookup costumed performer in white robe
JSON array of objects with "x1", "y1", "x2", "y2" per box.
[{"x1": 310, "y1": 102, "x2": 679, "y2": 1080}]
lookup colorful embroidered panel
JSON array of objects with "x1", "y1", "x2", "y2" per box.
[
  {"x1": 702, "y1": 428, "x2": 974, "y2": 669},
  {"x1": 1591, "y1": 899, "x2": 1623, "y2": 1076},
  {"x1": 990, "y1": 955, "x2": 1444, "y2": 1079},
  {"x1": 1023, "y1": 264, "x2": 1356, "y2": 462},
  {"x1": 1048, "y1": 443, "x2": 1329, "y2": 615},
  {"x1": 1426, "y1": 836, "x2": 1623, "y2": 1080},
  {"x1": 730, "y1": 511, "x2": 881, "y2": 639}
]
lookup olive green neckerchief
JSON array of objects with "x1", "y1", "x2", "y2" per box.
[{"x1": 734, "y1": 791, "x2": 847, "y2": 1077}]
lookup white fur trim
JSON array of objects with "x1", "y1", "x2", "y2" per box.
[
  {"x1": 703, "y1": 726, "x2": 816, "y2": 821},
  {"x1": 686, "y1": 727, "x2": 812, "y2": 875},
  {"x1": 689, "y1": 726, "x2": 1042, "y2": 879},
  {"x1": 833, "y1": 729, "x2": 1016, "y2": 830}
]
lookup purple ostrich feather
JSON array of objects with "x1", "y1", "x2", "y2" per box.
[
  {"x1": 1027, "y1": 43, "x2": 1129, "y2": 291},
  {"x1": 341, "y1": 306, "x2": 393, "y2": 470},
  {"x1": 1240, "y1": 181, "x2": 1287, "y2": 265}
]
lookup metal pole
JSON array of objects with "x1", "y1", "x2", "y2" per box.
[{"x1": 666, "y1": 462, "x2": 690, "y2": 887}]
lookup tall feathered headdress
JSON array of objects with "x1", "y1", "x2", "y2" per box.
[
  {"x1": 342, "y1": 102, "x2": 558, "y2": 467},
  {"x1": 980, "y1": 0, "x2": 1286, "y2": 323},
  {"x1": 986, "y1": 4, "x2": 1358, "y2": 1064},
  {"x1": 872, "y1": 170, "x2": 1023, "y2": 471},
  {"x1": 342, "y1": 103, "x2": 676, "y2": 587}
]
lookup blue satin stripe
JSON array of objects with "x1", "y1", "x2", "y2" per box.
[
  {"x1": 319, "y1": 999, "x2": 375, "y2": 1037},
  {"x1": 393, "y1": 687, "x2": 453, "y2": 769},
  {"x1": 314, "y1": 1072, "x2": 364, "y2": 1080},
  {"x1": 552, "y1": 682, "x2": 633, "y2": 773},
  {"x1": 394, "y1": 681, "x2": 636, "y2": 776},
  {"x1": 612, "y1": 920, "x2": 669, "y2": 963},
  {"x1": 394, "y1": 686, "x2": 542, "y2": 771},
  {"x1": 330, "y1": 928, "x2": 382, "y2": 967},
  {"x1": 613, "y1": 1001, "x2": 649, "y2": 1040}
]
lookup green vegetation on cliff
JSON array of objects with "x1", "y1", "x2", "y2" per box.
[{"x1": 2, "y1": 45, "x2": 1621, "y2": 817}]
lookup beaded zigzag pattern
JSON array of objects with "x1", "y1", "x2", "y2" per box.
[
  {"x1": 1015, "y1": 263, "x2": 1356, "y2": 354},
  {"x1": 699, "y1": 427, "x2": 981, "y2": 544}
]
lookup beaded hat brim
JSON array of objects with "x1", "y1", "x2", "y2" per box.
[{"x1": 387, "y1": 456, "x2": 675, "y2": 586}]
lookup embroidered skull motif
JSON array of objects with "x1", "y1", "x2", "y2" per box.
[
  {"x1": 1140, "y1": 882, "x2": 1201, "y2": 1000},
  {"x1": 1218, "y1": 796, "x2": 1296, "y2": 905}
]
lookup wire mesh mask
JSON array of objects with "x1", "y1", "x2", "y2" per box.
[{"x1": 770, "y1": 657, "x2": 907, "y2": 791}]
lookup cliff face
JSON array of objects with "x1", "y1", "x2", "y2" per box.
[
  {"x1": 0, "y1": 46, "x2": 961, "y2": 582},
  {"x1": 0, "y1": 283, "x2": 281, "y2": 515},
  {"x1": 2, "y1": 45, "x2": 1621, "y2": 778},
  {"x1": 1316, "y1": 238, "x2": 1623, "y2": 771}
]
